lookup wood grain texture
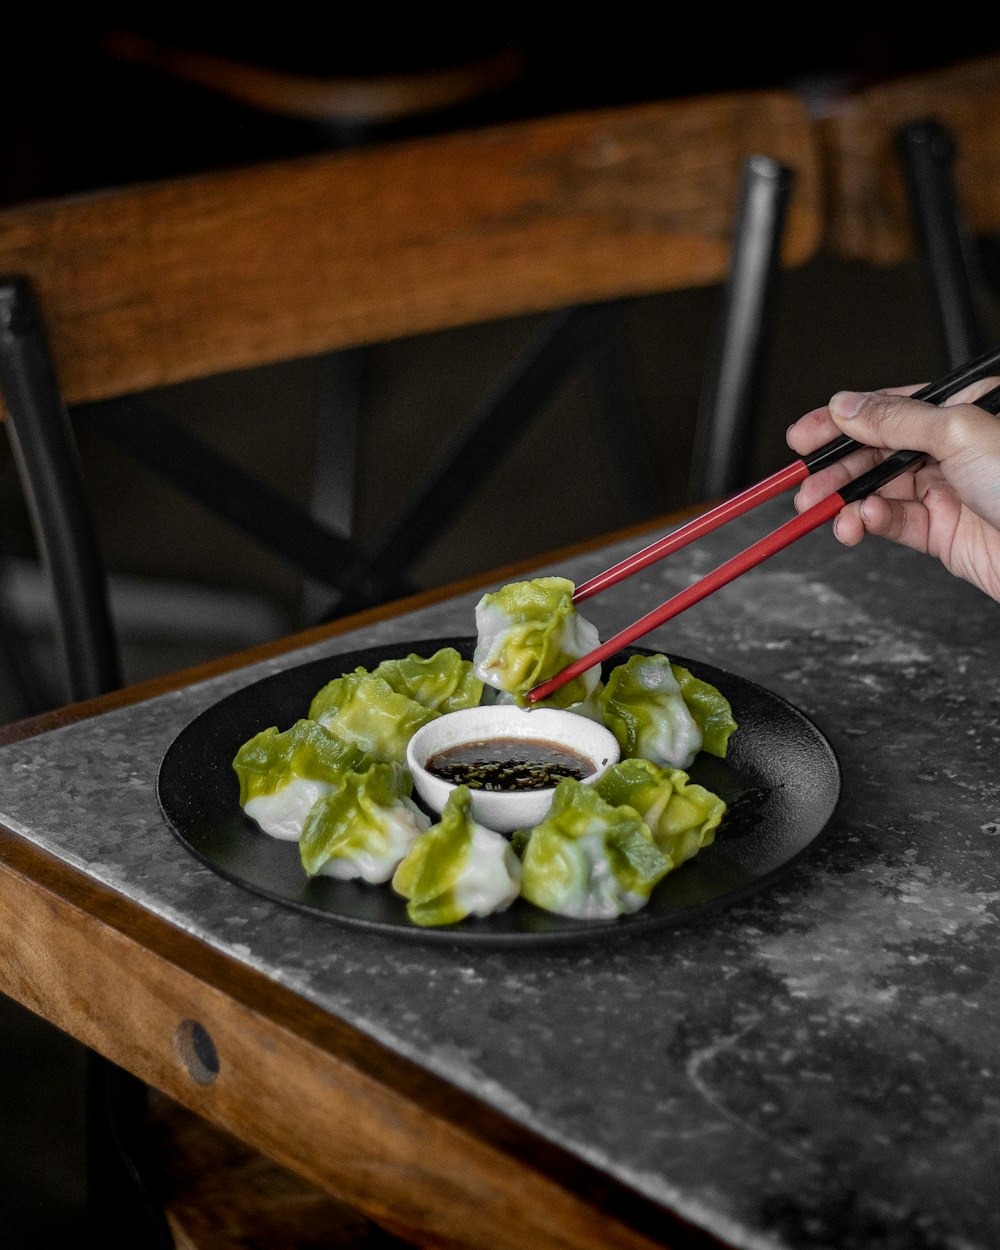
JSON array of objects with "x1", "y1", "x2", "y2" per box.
[
  {"x1": 0, "y1": 827, "x2": 713, "y2": 1250},
  {"x1": 819, "y1": 52, "x2": 1000, "y2": 264},
  {"x1": 0, "y1": 92, "x2": 820, "y2": 415},
  {"x1": 145, "y1": 1091, "x2": 412, "y2": 1249}
]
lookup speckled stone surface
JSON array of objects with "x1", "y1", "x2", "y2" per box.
[{"x1": 2, "y1": 495, "x2": 998, "y2": 1250}]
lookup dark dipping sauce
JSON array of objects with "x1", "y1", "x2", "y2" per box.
[{"x1": 427, "y1": 737, "x2": 595, "y2": 792}]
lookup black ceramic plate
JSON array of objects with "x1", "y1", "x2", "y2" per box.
[{"x1": 157, "y1": 637, "x2": 841, "y2": 946}]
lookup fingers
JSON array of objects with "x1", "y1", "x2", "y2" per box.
[
  {"x1": 826, "y1": 388, "x2": 1000, "y2": 530},
  {"x1": 826, "y1": 388, "x2": 998, "y2": 464},
  {"x1": 786, "y1": 399, "x2": 886, "y2": 511},
  {"x1": 859, "y1": 493, "x2": 929, "y2": 548},
  {"x1": 946, "y1": 374, "x2": 1000, "y2": 406},
  {"x1": 792, "y1": 444, "x2": 885, "y2": 511},
  {"x1": 831, "y1": 494, "x2": 932, "y2": 554},
  {"x1": 830, "y1": 459, "x2": 961, "y2": 557},
  {"x1": 830, "y1": 501, "x2": 865, "y2": 546},
  {"x1": 785, "y1": 404, "x2": 838, "y2": 455},
  {"x1": 785, "y1": 384, "x2": 925, "y2": 456},
  {"x1": 787, "y1": 376, "x2": 1000, "y2": 576}
]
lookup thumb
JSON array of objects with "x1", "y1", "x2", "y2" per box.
[{"x1": 828, "y1": 389, "x2": 999, "y2": 466}]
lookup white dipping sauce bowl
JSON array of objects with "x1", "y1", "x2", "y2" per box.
[{"x1": 406, "y1": 704, "x2": 620, "y2": 834}]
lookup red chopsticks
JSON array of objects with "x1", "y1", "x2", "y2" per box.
[
  {"x1": 572, "y1": 341, "x2": 1000, "y2": 605},
  {"x1": 527, "y1": 359, "x2": 1000, "y2": 705}
]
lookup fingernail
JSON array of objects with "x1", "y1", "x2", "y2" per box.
[{"x1": 830, "y1": 390, "x2": 867, "y2": 418}]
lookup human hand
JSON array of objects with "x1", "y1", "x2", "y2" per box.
[{"x1": 786, "y1": 380, "x2": 1000, "y2": 602}]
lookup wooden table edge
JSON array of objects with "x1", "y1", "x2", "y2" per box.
[{"x1": 0, "y1": 511, "x2": 729, "y2": 1250}]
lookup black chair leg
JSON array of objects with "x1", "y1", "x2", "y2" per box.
[
  {"x1": 0, "y1": 575, "x2": 42, "y2": 720},
  {"x1": 302, "y1": 347, "x2": 364, "y2": 624},
  {"x1": 2, "y1": 277, "x2": 175, "y2": 1248},
  {"x1": 589, "y1": 304, "x2": 662, "y2": 521},
  {"x1": 897, "y1": 118, "x2": 991, "y2": 370},
  {"x1": 688, "y1": 154, "x2": 794, "y2": 502},
  {"x1": 0, "y1": 276, "x2": 122, "y2": 703}
]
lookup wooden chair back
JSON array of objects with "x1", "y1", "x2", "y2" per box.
[
  {"x1": 2, "y1": 90, "x2": 820, "y2": 409},
  {"x1": 818, "y1": 53, "x2": 1000, "y2": 365},
  {"x1": 819, "y1": 53, "x2": 1000, "y2": 265},
  {"x1": 0, "y1": 90, "x2": 822, "y2": 710}
]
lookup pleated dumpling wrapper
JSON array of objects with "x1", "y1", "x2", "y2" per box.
[
  {"x1": 233, "y1": 718, "x2": 370, "y2": 841},
  {"x1": 595, "y1": 757, "x2": 726, "y2": 867},
  {"x1": 392, "y1": 786, "x2": 522, "y2": 927},
  {"x1": 599, "y1": 654, "x2": 736, "y2": 770},
  {"x1": 308, "y1": 668, "x2": 439, "y2": 764},
  {"x1": 472, "y1": 576, "x2": 601, "y2": 709},
  {"x1": 514, "y1": 778, "x2": 672, "y2": 920},
  {"x1": 371, "y1": 646, "x2": 484, "y2": 714},
  {"x1": 300, "y1": 761, "x2": 431, "y2": 883},
  {"x1": 668, "y1": 662, "x2": 739, "y2": 759}
]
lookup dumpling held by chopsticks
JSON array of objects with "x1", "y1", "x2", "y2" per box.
[{"x1": 472, "y1": 577, "x2": 601, "y2": 709}]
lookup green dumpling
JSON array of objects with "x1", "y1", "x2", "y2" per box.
[
  {"x1": 472, "y1": 576, "x2": 601, "y2": 709},
  {"x1": 595, "y1": 757, "x2": 725, "y2": 866},
  {"x1": 308, "y1": 667, "x2": 439, "y2": 763},
  {"x1": 300, "y1": 761, "x2": 430, "y2": 883},
  {"x1": 599, "y1": 654, "x2": 704, "y2": 769},
  {"x1": 669, "y1": 664, "x2": 738, "y2": 759},
  {"x1": 392, "y1": 786, "x2": 522, "y2": 927},
  {"x1": 515, "y1": 778, "x2": 671, "y2": 920},
  {"x1": 232, "y1": 718, "x2": 369, "y2": 841},
  {"x1": 372, "y1": 647, "x2": 484, "y2": 713}
]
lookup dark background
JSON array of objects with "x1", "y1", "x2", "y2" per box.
[
  {"x1": 3, "y1": 12, "x2": 1000, "y2": 1243},
  {"x1": 4, "y1": 11, "x2": 1000, "y2": 683},
  {"x1": 6, "y1": 12, "x2": 1000, "y2": 207}
]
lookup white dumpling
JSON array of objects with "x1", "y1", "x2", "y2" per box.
[
  {"x1": 452, "y1": 825, "x2": 523, "y2": 918},
  {"x1": 244, "y1": 777, "x2": 335, "y2": 841}
]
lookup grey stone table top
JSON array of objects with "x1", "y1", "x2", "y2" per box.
[{"x1": 2, "y1": 495, "x2": 998, "y2": 1250}]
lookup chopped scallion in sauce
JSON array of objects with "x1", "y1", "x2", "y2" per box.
[{"x1": 427, "y1": 737, "x2": 594, "y2": 792}]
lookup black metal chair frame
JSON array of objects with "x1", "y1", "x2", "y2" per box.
[{"x1": 897, "y1": 117, "x2": 999, "y2": 370}]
